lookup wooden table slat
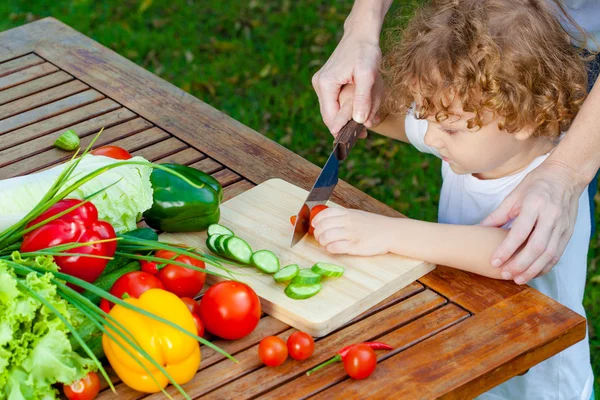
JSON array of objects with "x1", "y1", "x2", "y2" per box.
[
  {"x1": 0, "y1": 79, "x2": 88, "y2": 120},
  {"x1": 222, "y1": 180, "x2": 254, "y2": 202},
  {"x1": 189, "y1": 157, "x2": 224, "y2": 176},
  {"x1": 106, "y1": 126, "x2": 170, "y2": 156},
  {"x1": 130, "y1": 136, "x2": 188, "y2": 162},
  {"x1": 155, "y1": 289, "x2": 446, "y2": 399},
  {"x1": 0, "y1": 108, "x2": 138, "y2": 175},
  {"x1": 312, "y1": 289, "x2": 586, "y2": 399},
  {"x1": 154, "y1": 147, "x2": 205, "y2": 165},
  {"x1": 0, "y1": 53, "x2": 44, "y2": 78},
  {"x1": 419, "y1": 266, "x2": 526, "y2": 313},
  {"x1": 212, "y1": 168, "x2": 241, "y2": 187},
  {"x1": 0, "y1": 117, "x2": 153, "y2": 179},
  {"x1": 0, "y1": 71, "x2": 74, "y2": 106},
  {"x1": 0, "y1": 89, "x2": 104, "y2": 135},
  {"x1": 0, "y1": 62, "x2": 58, "y2": 90},
  {"x1": 263, "y1": 304, "x2": 469, "y2": 400},
  {"x1": 0, "y1": 98, "x2": 120, "y2": 152}
]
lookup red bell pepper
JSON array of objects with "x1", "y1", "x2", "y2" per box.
[{"x1": 21, "y1": 199, "x2": 117, "y2": 285}]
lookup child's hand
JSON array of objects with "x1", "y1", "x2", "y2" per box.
[{"x1": 311, "y1": 207, "x2": 393, "y2": 256}]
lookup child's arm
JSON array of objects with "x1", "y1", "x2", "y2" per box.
[{"x1": 311, "y1": 208, "x2": 508, "y2": 280}]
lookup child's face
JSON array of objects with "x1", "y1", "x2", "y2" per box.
[{"x1": 422, "y1": 101, "x2": 535, "y2": 179}]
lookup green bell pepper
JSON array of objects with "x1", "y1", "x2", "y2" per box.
[{"x1": 143, "y1": 163, "x2": 222, "y2": 232}]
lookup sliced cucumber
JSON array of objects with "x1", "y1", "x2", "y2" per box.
[
  {"x1": 215, "y1": 234, "x2": 233, "y2": 256},
  {"x1": 208, "y1": 223, "x2": 234, "y2": 237},
  {"x1": 285, "y1": 283, "x2": 322, "y2": 300},
  {"x1": 291, "y1": 269, "x2": 322, "y2": 285},
  {"x1": 224, "y1": 237, "x2": 253, "y2": 264},
  {"x1": 251, "y1": 250, "x2": 280, "y2": 274},
  {"x1": 273, "y1": 264, "x2": 300, "y2": 283},
  {"x1": 311, "y1": 262, "x2": 345, "y2": 278},
  {"x1": 206, "y1": 234, "x2": 221, "y2": 254}
]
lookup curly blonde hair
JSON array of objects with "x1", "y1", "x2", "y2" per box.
[{"x1": 381, "y1": 0, "x2": 588, "y2": 138}]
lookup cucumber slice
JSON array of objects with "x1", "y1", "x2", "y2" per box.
[
  {"x1": 251, "y1": 250, "x2": 280, "y2": 274},
  {"x1": 311, "y1": 262, "x2": 345, "y2": 278},
  {"x1": 273, "y1": 264, "x2": 300, "y2": 283},
  {"x1": 291, "y1": 269, "x2": 322, "y2": 285},
  {"x1": 206, "y1": 234, "x2": 221, "y2": 254},
  {"x1": 215, "y1": 234, "x2": 233, "y2": 256},
  {"x1": 224, "y1": 237, "x2": 253, "y2": 264},
  {"x1": 285, "y1": 283, "x2": 322, "y2": 300},
  {"x1": 208, "y1": 223, "x2": 234, "y2": 237}
]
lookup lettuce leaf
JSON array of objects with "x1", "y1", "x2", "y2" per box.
[
  {"x1": 0, "y1": 154, "x2": 154, "y2": 233},
  {"x1": 0, "y1": 256, "x2": 95, "y2": 400}
]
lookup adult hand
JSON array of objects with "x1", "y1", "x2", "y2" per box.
[
  {"x1": 480, "y1": 160, "x2": 584, "y2": 284},
  {"x1": 312, "y1": 32, "x2": 383, "y2": 135}
]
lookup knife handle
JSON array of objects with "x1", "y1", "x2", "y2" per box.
[{"x1": 334, "y1": 120, "x2": 364, "y2": 160}]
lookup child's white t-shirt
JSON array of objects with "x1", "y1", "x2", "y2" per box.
[{"x1": 405, "y1": 114, "x2": 594, "y2": 400}]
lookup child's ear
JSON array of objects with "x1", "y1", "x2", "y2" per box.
[{"x1": 514, "y1": 125, "x2": 535, "y2": 141}]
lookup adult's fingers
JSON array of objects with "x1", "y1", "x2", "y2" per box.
[
  {"x1": 331, "y1": 94, "x2": 354, "y2": 135},
  {"x1": 480, "y1": 194, "x2": 519, "y2": 228},
  {"x1": 312, "y1": 71, "x2": 342, "y2": 131},
  {"x1": 537, "y1": 227, "x2": 574, "y2": 277},
  {"x1": 512, "y1": 226, "x2": 561, "y2": 284},
  {"x1": 352, "y1": 70, "x2": 376, "y2": 123},
  {"x1": 490, "y1": 206, "x2": 539, "y2": 268},
  {"x1": 500, "y1": 208, "x2": 556, "y2": 279}
]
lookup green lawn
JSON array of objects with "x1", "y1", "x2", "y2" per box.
[{"x1": 1, "y1": 0, "x2": 598, "y2": 395}]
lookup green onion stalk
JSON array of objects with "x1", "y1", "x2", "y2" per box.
[{"x1": 0, "y1": 128, "x2": 239, "y2": 398}]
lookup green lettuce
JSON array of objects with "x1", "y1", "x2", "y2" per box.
[
  {"x1": 0, "y1": 154, "x2": 154, "y2": 233},
  {"x1": 0, "y1": 256, "x2": 95, "y2": 400}
]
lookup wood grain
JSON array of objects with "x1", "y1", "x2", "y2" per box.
[
  {"x1": 161, "y1": 179, "x2": 434, "y2": 337},
  {"x1": 0, "y1": 89, "x2": 104, "y2": 134},
  {"x1": 0, "y1": 71, "x2": 74, "y2": 105},
  {"x1": 0, "y1": 98, "x2": 120, "y2": 151},
  {"x1": 262, "y1": 304, "x2": 469, "y2": 400},
  {"x1": 130, "y1": 137, "x2": 188, "y2": 161},
  {"x1": 0, "y1": 79, "x2": 88, "y2": 119},
  {"x1": 312, "y1": 289, "x2": 586, "y2": 399},
  {"x1": 0, "y1": 62, "x2": 58, "y2": 90},
  {"x1": 0, "y1": 53, "x2": 44, "y2": 77},
  {"x1": 154, "y1": 147, "x2": 205, "y2": 165}
]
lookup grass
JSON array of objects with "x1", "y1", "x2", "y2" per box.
[{"x1": 1, "y1": 0, "x2": 598, "y2": 395}]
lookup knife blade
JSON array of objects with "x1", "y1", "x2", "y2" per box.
[{"x1": 290, "y1": 120, "x2": 364, "y2": 247}]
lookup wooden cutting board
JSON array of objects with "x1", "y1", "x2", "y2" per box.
[{"x1": 160, "y1": 178, "x2": 434, "y2": 337}]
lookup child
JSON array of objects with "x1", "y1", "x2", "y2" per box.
[{"x1": 311, "y1": 0, "x2": 594, "y2": 399}]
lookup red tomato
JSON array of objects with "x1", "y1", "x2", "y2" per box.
[
  {"x1": 63, "y1": 371, "x2": 101, "y2": 400},
  {"x1": 181, "y1": 297, "x2": 201, "y2": 316},
  {"x1": 99, "y1": 298, "x2": 110, "y2": 314},
  {"x1": 108, "y1": 271, "x2": 164, "y2": 309},
  {"x1": 191, "y1": 313, "x2": 205, "y2": 337},
  {"x1": 343, "y1": 344, "x2": 377, "y2": 379},
  {"x1": 290, "y1": 215, "x2": 297, "y2": 226},
  {"x1": 90, "y1": 145, "x2": 132, "y2": 160},
  {"x1": 140, "y1": 260, "x2": 158, "y2": 275},
  {"x1": 258, "y1": 336, "x2": 288, "y2": 367},
  {"x1": 155, "y1": 250, "x2": 206, "y2": 298},
  {"x1": 308, "y1": 204, "x2": 328, "y2": 235},
  {"x1": 287, "y1": 331, "x2": 315, "y2": 361},
  {"x1": 199, "y1": 281, "x2": 261, "y2": 340}
]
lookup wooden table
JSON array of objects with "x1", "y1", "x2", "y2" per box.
[{"x1": 0, "y1": 18, "x2": 587, "y2": 399}]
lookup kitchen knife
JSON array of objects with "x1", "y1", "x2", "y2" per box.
[{"x1": 290, "y1": 120, "x2": 364, "y2": 247}]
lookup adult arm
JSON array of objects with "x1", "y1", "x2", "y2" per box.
[
  {"x1": 481, "y1": 77, "x2": 600, "y2": 284},
  {"x1": 312, "y1": 0, "x2": 392, "y2": 134}
]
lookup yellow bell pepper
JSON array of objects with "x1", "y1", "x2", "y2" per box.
[{"x1": 102, "y1": 288, "x2": 201, "y2": 393}]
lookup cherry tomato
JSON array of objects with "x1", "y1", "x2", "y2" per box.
[
  {"x1": 343, "y1": 344, "x2": 377, "y2": 379},
  {"x1": 155, "y1": 250, "x2": 206, "y2": 298},
  {"x1": 107, "y1": 271, "x2": 164, "y2": 309},
  {"x1": 308, "y1": 204, "x2": 328, "y2": 235},
  {"x1": 63, "y1": 371, "x2": 101, "y2": 400},
  {"x1": 290, "y1": 215, "x2": 297, "y2": 226},
  {"x1": 287, "y1": 331, "x2": 315, "y2": 361},
  {"x1": 181, "y1": 297, "x2": 201, "y2": 316},
  {"x1": 90, "y1": 145, "x2": 132, "y2": 160},
  {"x1": 258, "y1": 336, "x2": 288, "y2": 367},
  {"x1": 191, "y1": 313, "x2": 205, "y2": 337},
  {"x1": 199, "y1": 281, "x2": 261, "y2": 340},
  {"x1": 140, "y1": 260, "x2": 158, "y2": 275}
]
